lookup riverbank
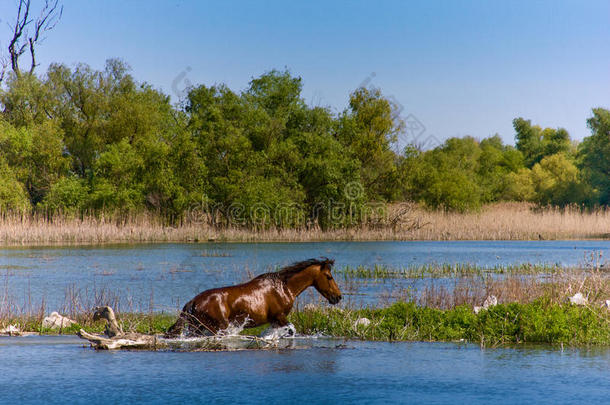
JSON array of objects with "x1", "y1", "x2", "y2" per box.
[
  {"x1": 2, "y1": 203, "x2": 610, "y2": 245},
  {"x1": 293, "y1": 301, "x2": 610, "y2": 346},
  {"x1": 2, "y1": 263, "x2": 608, "y2": 346},
  {"x1": 2, "y1": 300, "x2": 608, "y2": 347}
]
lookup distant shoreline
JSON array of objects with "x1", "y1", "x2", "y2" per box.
[{"x1": 1, "y1": 202, "x2": 609, "y2": 247}]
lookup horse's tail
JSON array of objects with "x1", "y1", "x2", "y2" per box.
[{"x1": 164, "y1": 300, "x2": 194, "y2": 338}]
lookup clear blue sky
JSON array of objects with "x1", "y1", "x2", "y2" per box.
[{"x1": 1, "y1": 0, "x2": 608, "y2": 146}]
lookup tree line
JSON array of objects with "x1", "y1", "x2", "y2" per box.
[{"x1": 0, "y1": 59, "x2": 608, "y2": 227}]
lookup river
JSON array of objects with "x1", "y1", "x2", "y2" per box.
[
  {"x1": 0, "y1": 335, "x2": 608, "y2": 404},
  {"x1": 1, "y1": 241, "x2": 609, "y2": 404}
]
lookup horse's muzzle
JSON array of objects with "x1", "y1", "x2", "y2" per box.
[{"x1": 328, "y1": 295, "x2": 342, "y2": 305}]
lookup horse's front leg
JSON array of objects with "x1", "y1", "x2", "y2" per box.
[
  {"x1": 271, "y1": 313, "x2": 289, "y2": 327},
  {"x1": 266, "y1": 313, "x2": 295, "y2": 338}
]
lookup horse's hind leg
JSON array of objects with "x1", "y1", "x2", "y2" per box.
[
  {"x1": 165, "y1": 300, "x2": 198, "y2": 337},
  {"x1": 189, "y1": 314, "x2": 219, "y2": 336},
  {"x1": 165, "y1": 314, "x2": 187, "y2": 338}
]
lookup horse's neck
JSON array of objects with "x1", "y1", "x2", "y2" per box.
[{"x1": 285, "y1": 267, "x2": 316, "y2": 299}]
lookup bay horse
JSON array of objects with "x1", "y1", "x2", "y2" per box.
[{"x1": 166, "y1": 258, "x2": 341, "y2": 337}]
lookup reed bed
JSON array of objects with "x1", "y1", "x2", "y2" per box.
[
  {"x1": 0, "y1": 280, "x2": 176, "y2": 335},
  {"x1": 1, "y1": 202, "x2": 609, "y2": 245},
  {"x1": 336, "y1": 263, "x2": 566, "y2": 279},
  {"x1": 407, "y1": 202, "x2": 610, "y2": 241},
  {"x1": 415, "y1": 267, "x2": 609, "y2": 310}
]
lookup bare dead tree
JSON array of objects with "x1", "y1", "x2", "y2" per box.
[
  {"x1": 0, "y1": 0, "x2": 62, "y2": 84},
  {"x1": 0, "y1": 19, "x2": 7, "y2": 83},
  {"x1": 0, "y1": 54, "x2": 7, "y2": 84}
]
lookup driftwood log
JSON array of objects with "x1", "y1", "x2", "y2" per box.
[
  {"x1": 77, "y1": 306, "x2": 165, "y2": 350},
  {"x1": 77, "y1": 329, "x2": 163, "y2": 350},
  {"x1": 77, "y1": 306, "x2": 283, "y2": 351},
  {"x1": 77, "y1": 328, "x2": 280, "y2": 351}
]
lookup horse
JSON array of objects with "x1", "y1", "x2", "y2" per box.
[{"x1": 165, "y1": 258, "x2": 341, "y2": 337}]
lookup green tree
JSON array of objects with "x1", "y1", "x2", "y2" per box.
[
  {"x1": 531, "y1": 153, "x2": 589, "y2": 205},
  {"x1": 0, "y1": 119, "x2": 69, "y2": 204},
  {"x1": 477, "y1": 135, "x2": 524, "y2": 202},
  {"x1": 513, "y1": 118, "x2": 571, "y2": 167},
  {"x1": 336, "y1": 87, "x2": 403, "y2": 201},
  {"x1": 404, "y1": 137, "x2": 483, "y2": 211},
  {"x1": 186, "y1": 71, "x2": 364, "y2": 228},
  {"x1": 43, "y1": 60, "x2": 192, "y2": 216},
  {"x1": 579, "y1": 108, "x2": 610, "y2": 205},
  {"x1": 89, "y1": 138, "x2": 145, "y2": 212},
  {"x1": 0, "y1": 73, "x2": 57, "y2": 126},
  {"x1": 504, "y1": 168, "x2": 536, "y2": 201},
  {"x1": 41, "y1": 176, "x2": 88, "y2": 215},
  {"x1": 0, "y1": 158, "x2": 30, "y2": 213}
]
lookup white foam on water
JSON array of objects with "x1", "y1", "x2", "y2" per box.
[
  {"x1": 162, "y1": 319, "x2": 331, "y2": 351},
  {"x1": 260, "y1": 323, "x2": 296, "y2": 340},
  {"x1": 217, "y1": 318, "x2": 251, "y2": 337}
]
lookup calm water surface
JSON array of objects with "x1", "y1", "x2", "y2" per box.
[
  {"x1": 0, "y1": 335, "x2": 607, "y2": 404},
  {"x1": 1, "y1": 241, "x2": 609, "y2": 404},
  {"x1": 0, "y1": 240, "x2": 609, "y2": 310}
]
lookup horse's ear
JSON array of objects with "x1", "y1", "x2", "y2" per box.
[{"x1": 318, "y1": 257, "x2": 334, "y2": 270}]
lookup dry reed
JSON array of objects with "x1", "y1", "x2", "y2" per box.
[
  {"x1": 408, "y1": 202, "x2": 610, "y2": 241},
  {"x1": 410, "y1": 266, "x2": 609, "y2": 311},
  {"x1": 1, "y1": 202, "x2": 609, "y2": 246}
]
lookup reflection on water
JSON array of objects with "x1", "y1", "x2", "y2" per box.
[
  {"x1": 0, "y1": 240, "x2": 608, "y2": 310},
  {"x1": 0, "y1": 335, "x2": 607, "y2": 404}
]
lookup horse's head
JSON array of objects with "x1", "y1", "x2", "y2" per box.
[{"x1": 312, "y1": 260, "x2": 342, "y2": 305}]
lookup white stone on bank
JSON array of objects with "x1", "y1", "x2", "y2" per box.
[
  {"x1": 0, "y1": 324, "x2": 21, "y2": 335},
  {"x1": 42, "y1": 312, "x2": 76, "y2": 329},
  {"x1": 474, "y1": 295, "x2": 498, "y2": 314},
  {"x1": 567, "y1": 292, "x2": 587, "y2": 306}
]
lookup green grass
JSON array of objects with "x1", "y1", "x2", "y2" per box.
[
  {"x1": 0, "y1": 312, "x2": 177, "y2": 336},
  {"x1": 289, "y1": 300, "x2": 610, "y2": 346},
  {"x1": 3, "y1": 301, "x2": 609, "y2": 347}
]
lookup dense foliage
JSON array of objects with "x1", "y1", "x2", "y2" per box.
[{"x1": 0, "y1": 59, "x2": 608, "y2": 224}]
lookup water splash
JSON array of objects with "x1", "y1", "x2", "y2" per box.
[
  {"x1": 163, "y1": 319, "x2": 326, "y2": 351},
  {"x1": 217, "y1": 318, "x2": 251, "y2": 337},
  {"x1": 260, "y1": 323, "x2": 296, "y2": 340}
]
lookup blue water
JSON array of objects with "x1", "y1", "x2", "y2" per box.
[
  {"x1": 0, "y1": 240, "x2": 608, "y2": 310},
  {"x1": 0, "y1": 335, "x2": 608, "y2": 404},
  {"x1": 1, "y1": 241, "x2": 609, "y2": 404}
]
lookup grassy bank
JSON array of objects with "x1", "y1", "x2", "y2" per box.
[
  {"x1": 0, "y1": 312, "x2": 177, "y2": 336},
  {"x1": 290, "y1": 300, "x2": 610, "y2": 346},
  {"x1": 1, "y1": 263, "x2": 608, "y2": 346},
  {"x1": 2, "y1": 300, "x2": 608, "y2": 347},
  {"x1": 1, "y1": 202, "x2": 610, "y2": 245}
]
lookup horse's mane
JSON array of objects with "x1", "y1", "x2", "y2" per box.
[{"x1": 256, "y1": 258, "x2": 335, "y2": 283}]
